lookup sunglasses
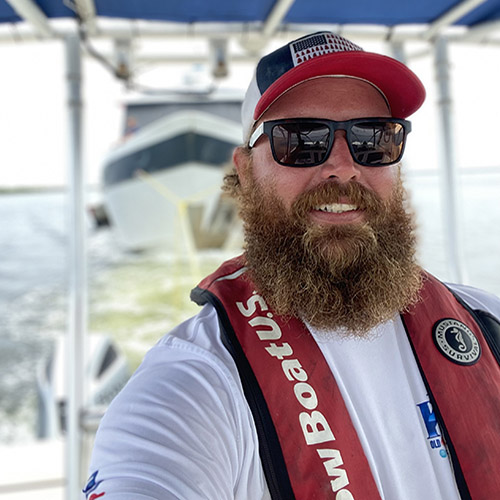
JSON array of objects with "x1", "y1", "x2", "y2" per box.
[{"x1": 248, "y1": 117, "x2": 411, "y2": 168}]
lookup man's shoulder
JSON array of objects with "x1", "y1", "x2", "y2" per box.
[
  {"x1": 103, "y1": 303, "x2": 244, "y2": 425},
  {"x1": 148, "y1": 303, "x2": 232, "y2": 368},
  {"x1": 446, "y1": 281, "x2": 500, "y2": 316}
]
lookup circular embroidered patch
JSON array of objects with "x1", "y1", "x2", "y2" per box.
[{"x1": 433, "y1": 318, "x2": 481, "y2": 365}]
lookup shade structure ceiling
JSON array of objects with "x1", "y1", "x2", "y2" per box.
[
  {"x1": 2, "y1": 0, "x2": 500, "y2": 46},
  {"x1": 2, "y1": 0, "x2": 500, "y2": 26}
]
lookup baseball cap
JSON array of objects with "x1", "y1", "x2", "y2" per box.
[{"x1": 241, "y1": 32, "x2": 426, "y2": 140}]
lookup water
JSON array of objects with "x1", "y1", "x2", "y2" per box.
[
  {"x1": 0, "y1": 189, "x2": 224, "y2": 443},
  {"x1": 406, "y1": 171, "x2": 500, "y2": 292},
  {"x1": 0, "y1": 190, "x2": 127, "y2": 443},
  {"x1": 0, "y1": 172, "x2": 499, "y2": 443},
  {"x1": 0, "y1": 192, "x2": 63, "y2": 442}
]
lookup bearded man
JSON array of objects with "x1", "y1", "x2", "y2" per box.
[{"x1": 87, "y1": 33, "x2": 500, "y2": 500}]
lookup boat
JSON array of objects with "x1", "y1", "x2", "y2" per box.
[{"x1": 101, "y1": 89, "x2": 244, "y2": 252}]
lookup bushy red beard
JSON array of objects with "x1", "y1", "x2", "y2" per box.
[{"x1": 237, "y1": 172, "x2": 423, "y2": 336}]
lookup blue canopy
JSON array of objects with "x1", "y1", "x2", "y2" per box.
[{"x1": 1, "y1": 0, "x2": 500, "y2": 27}]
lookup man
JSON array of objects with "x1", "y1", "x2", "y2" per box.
[{"x1": 85, "y1": 33, "x2": 500, "y2": 500}]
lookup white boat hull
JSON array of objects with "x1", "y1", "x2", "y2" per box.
[{"x1": 105, "y1": 162, "x2": 228, "y2": 251}]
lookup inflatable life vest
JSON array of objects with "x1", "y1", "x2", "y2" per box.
[{"x1": 191, "y1": 256, "x2": 500, "y2": 500}]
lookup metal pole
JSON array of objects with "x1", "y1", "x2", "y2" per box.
[
  {"x1": 390, "y1": 40, "x2": 407, "y2": 64},
  {"x1": 433, "y1": 36, "x2": 466, "y2": 283},
  {"x1": 65, "y1": 32, "x2": 87, "y2": 500}
]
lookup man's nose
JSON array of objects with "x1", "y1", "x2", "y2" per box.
[{"x1": 318, "y1": 131, "x2": 361, "y2": 183}]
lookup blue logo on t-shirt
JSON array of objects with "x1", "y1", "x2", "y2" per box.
[
  {"x1": 417, "y1": 400, "x2": 440, "y2": 439},
  {"x1": 417, "y1": 400, "x2": 447, "y2": 457},
  {"x1": 83, "y1": 470, "x2": 102, "y2": 496}
]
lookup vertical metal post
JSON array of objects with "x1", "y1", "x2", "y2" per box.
[
  {"x1": 433, "y1": 36, "x2": 466, "y2": 283},
  {"x1": 390, "y1": 40, "x2": 407, "y2": 64},
  {"x1": 65, "y1": 32, "x2": 86, "y2": 500}
]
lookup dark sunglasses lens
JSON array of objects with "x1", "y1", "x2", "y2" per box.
[
  {"x1": 271, "y1": 122, "x2": 331, "y2": 166},
  {"x1": 349, "y1": 121, "x2": 406, "y2": 166}
]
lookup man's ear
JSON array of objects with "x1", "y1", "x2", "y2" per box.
[{"x1": 233, "y1": 146, "x2": 251, "y2": 189}]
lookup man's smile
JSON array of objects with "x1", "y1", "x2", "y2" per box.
[
  {"x1": 308, "y1": 196, "x2": 366, "y2": 224},
  {"x1": 310, "y1": 205, "x2": 365, "y2": 224},
  {"x1": 314, "y1": 203, "x2": 358, "y2": 213}
]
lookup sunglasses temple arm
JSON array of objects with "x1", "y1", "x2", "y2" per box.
[{"x1": 248, "y1": 122, "x2": 265, "y2": 148}]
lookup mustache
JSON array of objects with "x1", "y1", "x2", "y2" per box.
[{"x1": 291, "y1": 181, "x2": 385, "y2": 219}]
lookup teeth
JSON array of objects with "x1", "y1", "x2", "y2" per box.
[{"x1": 315, "y1": 203, "x2": 358, "y2": 213}]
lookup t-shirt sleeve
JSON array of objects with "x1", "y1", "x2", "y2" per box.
[
  {"x1": 85, "y1": 308, "x2": 266, "y2": 500},
  {"x1": 448, "y1": 282, "x2": 500, "y2": 317}
]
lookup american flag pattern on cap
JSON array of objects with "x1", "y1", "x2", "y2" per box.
[{"x1": 290, "y1": 33, "x2": 363, "y2": 66}]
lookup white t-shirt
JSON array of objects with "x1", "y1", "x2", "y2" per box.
[{"x1": 86, "y1": 282, "x2": 500, "y2": 499}]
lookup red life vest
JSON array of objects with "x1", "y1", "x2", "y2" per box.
[{"x1": 192, "y1": 256, "x2": 500, "y2": 500}]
